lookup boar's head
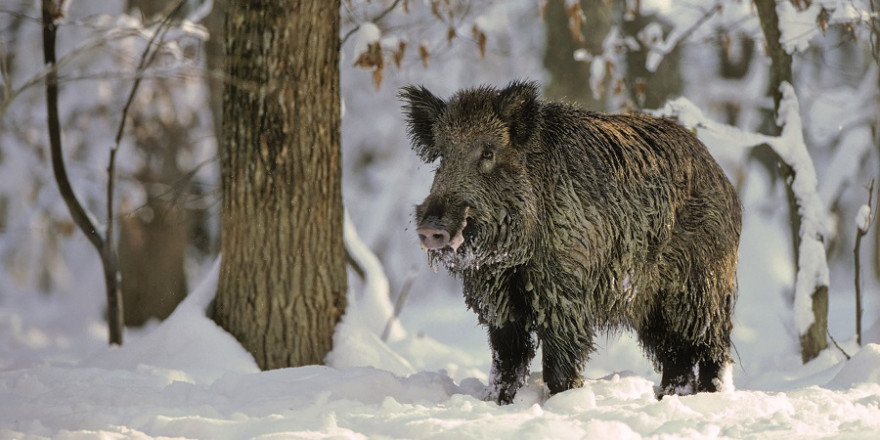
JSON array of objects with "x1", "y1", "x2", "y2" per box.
[{"x1": 400, "y1": 81, "x2": 541, "y2": 271}]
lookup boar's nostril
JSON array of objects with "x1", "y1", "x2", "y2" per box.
[{"x1": 417, "y1": 226, "x2": 451, "y2": 250}]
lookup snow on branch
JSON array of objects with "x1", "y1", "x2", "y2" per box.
[
  {"x1": 327, "y1": 209, "x2": 413, "y2": 376},
  {"x1": 342, "y1": 208, "x2": 404, "y2": 341},
  {"x1": 774, "y1": 83, "x2": 831, "y2": 335},
  {"x1": 856, "y1": 204, "x2": 872, "y2": 233},
  {"x1": 777, "y1": 0, "x2": 877, "y2": 54},
  {"x1": 644, "y1": 1, "x2": 721, "y2": 72},
  {"x1": 658, "y1": 82, "x2": 831, "y2": 334}
]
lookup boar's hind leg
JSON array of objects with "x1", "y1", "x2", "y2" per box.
[
  {"x1": 638, "y1": 297, "x2": 699, "y2": 399},
  {"x1": 697, "y1": 358, "x2": 724, "y2": 392},
  {"x1": 488, "y1": 322, "x2": 536, "y2": 404},
  {"x1": 697, "y1": 297, "x2": 733, "y2": 393}
]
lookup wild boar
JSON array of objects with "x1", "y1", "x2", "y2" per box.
[{"x1": 400, "y1": 81, "x2": 741, "y2": 404}]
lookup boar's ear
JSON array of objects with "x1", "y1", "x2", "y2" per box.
[
  {"x1": 495, "y1": 80, "x2": 540, "y2": 146},
  {"x1": 399, "y1": 85, "x2": 447, "y2": 162}
]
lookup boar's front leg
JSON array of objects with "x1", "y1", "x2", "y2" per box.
[
  {"x1": 487, "y1": 321, "x2": 536, "y2": 404},
  {"x1": 539, "y1": 319, "x2": 592, "y2": 396}
]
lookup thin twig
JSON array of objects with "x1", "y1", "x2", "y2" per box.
[
  {"x1": 103, "y1": 0, "x2": 185, "y2": 345},
  {"x1": 870, "y1": 0, "x2": 880, "y2": 66},
  {"x1": 648, "y1": 2, "x2": 722, "y2": 60},
  {"x1": 0, "y1": 39, "x2": 11, "y2": 102},
  {"x1": 827, "y1": 328, "x2": 851, "y2": 360},
  {"x1": 112, "y1": 0, "x2": 184, "y2": 147},
  {"x1": 381, "y1": 269, "x2": 417, "y2": 342},
  {"x1": 42, "y1": 0, "x2": 126, "y2": 344},
  {"x1": 854, "y1": 179, "x2": 876, "y2": 347},
  {"x1": 340, "y1": 0, "x2": 404, "y2": 47},
  {"x1": 1, "y1": 26, "x2": 145, "y2": 118},
  {"x1": 107, "y1": 0, "x2": 184, "y2": 269},
  {"x1": 40, "y1": 0, "x2": 187, "y2": 345}
]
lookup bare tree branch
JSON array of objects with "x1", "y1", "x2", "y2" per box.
[
  {"x1": 40, "y1": 0, "x2": 187, "y2": 345},
  {"x1": 41, "y1": 0, "x2": 125, "y2": 344},
  {"x1": 645, "y1": 1, "x2": 722, "y2": 67},
  {"x1": 854, "y1": 179, "x2": 876, "y2": 347},
  {"x1": 381, "y1": 269, "x2": 417, "y2": 342},
  {"x1": 41, "y1": 0, "x2": 104, "y2": 254},
  {"x1": 106, "y1": 0, "x2": 185, "y2": 296},
  {"x1": 827, "y1": 328, "x2": 851, "y2": 360},
  {"x1": 2, "y1": 26, "x2": 145, "y2": 118},
  {"x1": 341, "y1": 0, "x2": 404, "y2": 47}
]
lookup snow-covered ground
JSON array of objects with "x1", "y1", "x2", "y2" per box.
[
  {"x1": 4, "y1": 0, "x2": 880, "y2": 438},
  {"x1": 3, "y1": 245, "x2": 880, "y2": 439}
]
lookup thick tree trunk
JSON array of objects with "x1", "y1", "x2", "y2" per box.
[
  {"x1": 118, "y1": 198, "x2": 188, "y2": 326},
  {"x1": 214, "y1": 0, "x2": 346, "y2": 369},
  {"x1": 754, "y1": 0, "x2": 827, "y2": 363},
  {"x1": 542, "y1": 0, "x2": 612, "y2": 110}
]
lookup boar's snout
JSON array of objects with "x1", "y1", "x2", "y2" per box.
[
  {"x1": 415, "y1": 194, "x2": 470, "y2": 252},
  {"x1": 416, "y1": 223, "x2": 451, "y2": 250}
]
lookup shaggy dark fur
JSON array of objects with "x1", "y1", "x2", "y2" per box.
[{"x1": 400, "y1": 81, "x2": 741, "y2": 404}]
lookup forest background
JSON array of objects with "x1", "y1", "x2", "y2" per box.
[{"x1": 2, "y1": 0, "x2": 880, "y2": 437}]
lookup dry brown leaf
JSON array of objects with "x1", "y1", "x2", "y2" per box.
[
  {"x1": 613, "y1": 78, "x2": 625, "y2": 96},
  {"x1": 473, "y1": 24, "x2": 487, "y2": 59},
  {"x1": 392, "y1": 40, "x2": 407, "y2": 69},
  {"x1": 566, "y1": 3, "x2": 586, "y2": 44},
  {"x1": 790, "y1": 0, "x2": 811, "y2": 11},
  {"x1": 634, "y1": 78, "x2": 647, "y2": 107},
  {"x1": 431, "y1": 0, "x2": 443, "y2": 21},
  {"x1": 353, "y1": 41, "x2": 384, "y2": 71},
  {"x1": 372, "y1": 68, "x2": 384, "y2": 91},
  {"x1": 419, "y1": 42, "x2": 430, "y2": 68},
  {"x1": 816, "y1": 7, "x2": 831, "y2": 35},
  {"x1": 447, "y1": 25, "x2": 457, "y2": 46},
  {"x1": 353, "y1": 41, "x2": 385, "y2": 90}
]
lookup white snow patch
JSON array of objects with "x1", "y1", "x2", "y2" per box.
[
  {"x1": 776, "y1": 1, "x2": 822, "y2": 54},
  {"x1": 341, "y1": 209, "x2": 403, "y2": 340},
  {"x1": 827, "y1": 344, "x2": 880, "y2": 388},
  {"x1": 327, "y1": 210, "x2": 411, "y2": 375},
  {"x1": 856, "y1": 205, "x2": 872, "y2": 233},
  {"x1": 351, "y1": 22, "x2": 381, "y2": 61}
]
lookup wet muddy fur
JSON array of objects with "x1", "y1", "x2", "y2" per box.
[{"x1": 401, "y1": 81, "x2": 741, "y2": 404}]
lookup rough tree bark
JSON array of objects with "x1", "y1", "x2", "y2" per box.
[
  {"x1": 213, "y1": 0, "x2": 347, "y2": 369},
  {"x1": 754, "y1": 0, "x2": 828, "y2": 363}
]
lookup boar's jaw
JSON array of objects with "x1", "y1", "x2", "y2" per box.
[{"x1": 420, "y1": 207, "x2": 516, "y2": 272}]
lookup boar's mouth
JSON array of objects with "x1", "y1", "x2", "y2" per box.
[{"x1": 447, "y1": 217, "x2": 467, "y2": 252}]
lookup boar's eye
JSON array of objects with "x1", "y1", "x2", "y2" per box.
[{"x1": 479, "y1": 148, "x2": 496, "y2": 173}]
